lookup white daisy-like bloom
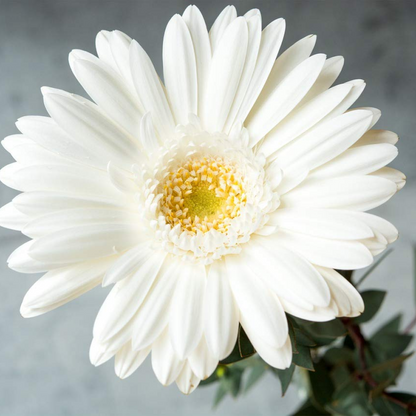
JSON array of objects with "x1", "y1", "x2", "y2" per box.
[{"x1": 0, "y1": 5, "x2": 405, "y2": 394}]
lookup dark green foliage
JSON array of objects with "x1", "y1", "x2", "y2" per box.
[
  {"x1": 354, "y1": 290, "x2": 386, "y2": 324},
  {"x1": 273, "y1": 364, "x2": 295, "y2": 396},
  {"x1": 202, "y1": 254, "x2": 416, "y2": 415},
  {"x1": 220, "y1": 325, "x2": 256, "y2": 365}
]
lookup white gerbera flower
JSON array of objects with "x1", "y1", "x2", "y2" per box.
[{"x1": 0, "y1": 5, "x2": 405, "y2": 394}]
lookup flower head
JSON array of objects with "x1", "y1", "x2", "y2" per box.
[{"x1": 0, "y1": 5, "x2": 404, "y2": 394}]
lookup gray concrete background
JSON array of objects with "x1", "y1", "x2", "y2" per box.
[{"x1": 0, "y1": 1, "x2": 415, "y2": 415}]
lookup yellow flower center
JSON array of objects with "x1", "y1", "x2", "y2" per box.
[{"x1": 160, "y1": 156, "x2": 246, "y2": 234}]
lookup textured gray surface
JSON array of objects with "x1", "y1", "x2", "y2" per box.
[{"x1": 0, "y1": 0, "x2": 415, "y2": 415}]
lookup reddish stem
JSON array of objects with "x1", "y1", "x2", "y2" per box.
[{"x1": 342, "y1": 318, "x2": 416, "y2": 412}]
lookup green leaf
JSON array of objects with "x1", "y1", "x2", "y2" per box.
[
  {"x1": 330, "y1": 380, "x2": 373, "y2": 416},
  {"x1": 353, "y1": 290, "x2": 386, "y2": 324},
  {"x1": 370, "y1": 332, "x2": 413, "y2": 359},
  {"x1": 199, "y1": 370, "x2": 219, "y2": 386},
  {"x1": 355, "y1": 248, "x2": 393, "y2": 287},
  {"x1": 372, "y1": 393, "x2": 416, "y2": 416},
  {"x1": 216, "y1": 368, "x2": 244, "y2": 400},
  {"x1": 299, "y1": 318, "x2": 346, "y2": 346},
  {"x1": 238, "y1": 326, "x2": 256, "y2": 358},
  {"x1": 369, "y1": 376, "x2": 397, "y2": 400},
  {"x1": 337, "y1": 269, "x2": 354, "y2": 281},
  {"x1": 292, "y1": 400, "x2": 330, "y2": 416},
  {"x1": 308, "y1": 361, "x2": 335, "y2": 409},
  {"x1": 368, "y1": 352, "x2": 413, "y2": 375},
  {"x1": 323, "y1": 347, "x2": 354, "y2": 365},
  {"x1": 273, "y1": 363, "x2": 295, "y2": 396},
  {"x1": 363, "y1": 344, "x2": 404, "y2": 386},
  {"x1": 389, "y1": 393, "x2": 416, "y2": 415},
  {"x1": 244, "y1": 363, "x2": 266, "y2": 394},
  {"x1": 287, "y1": 318, "x2": 299, "y2": 354},
  {"x1": 294, "y1": 327, "x2": 316, "y2": 347},
  {"x1": 213, "y1": 382, "x2": 228, "y2": 408},
  {"x1": 292, "y1": 345, "x2": 314, "y2": 371},
  {"x1": 372, "y1": 396, "x2": 406, "y2": 416},
  {"x1": 287, "y1": 315, "x2": 316, "y2": 347},
  {"x1": 220, "y1": 326, "x2": 256, "y2": 364},
  {"x1": 331, "y1": 365, "x2": 353, "y2": 391},
  {"x1": 372, "y1": 314, "x2": 403, "y2": 337}
]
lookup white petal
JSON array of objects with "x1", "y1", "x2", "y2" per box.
[
  {"x1": 233, "y1": 18, "x2": 286, "y2": 125},
  {"x1": 96, "y1": 30, "x2": 117, "y2": 69},
  {"x1": 271, "y1": 230, "x2": 373, "y2": 270},
  {"x1": 247, "y1": 54, "x2": 326, "y2": 144},
  {"x1": 163, "y1": 14, "x2": 197, "y2": 125},
  {"x1": 353, "y1": 129, "x2": 398, "y2": 146},
  {"x1": 107, "y1": 162, "x2": 139, "y2": 194},
  {"x1": 89, "y1": 338, "x2": 118, "y2": 367},
  {"x1": 309, "y1": 143, "x2": 398, "y2": 180},
  {"x1": 175, "y1": 361, "x2": 200, "y2": 395},
  {"x1": 223, "y1": 12, "x2": 261, "y2": 132},
  {"x1": 355, "y1": 107, "x2": 381, "y2": 128},
  {"x1": 93, "y1": 250, "x2": 166, "y2": 342},
  {"x1": 95, "y1": 30, "x2": 135, "y2": 84},
  {"x1": 371, "y1": 167, "x2": 406, "y2": 190},
  {"x1": 244, "y1": 9, "x2": 261, "y2": 20},
  {"x1": 115, "y1": 342, "x2": 151, "y2": 379},
  {"x1": 242, "y1": 237, "x2": 331, "y2": 308},
  {"x1": 169, "y1": 261, "x2": 206, "y2": 359},
  {"x1": 129, "y1": 40, "x2": 175, "y2": 139},
  {"x1": 263, "y1": 34, "x2": 316, "y2": 95},
  {"x1": 23, "y1": 207, "x2": 140, "y2": 238},
  {"x1": 243, "y1": 318, "x2": 292, "y2": 370},
  {"x1": 139, "y1": 112, "x2": 159, "y2": 154},
  {"x1": 182, "y1": 5, "x2": 211, "y2": 116},
  {"x1": 3, "y1": 140, "x2": 78, "y2": 168},
  {"x1": 29, "y1": 223, "x2": 143, "y2": 265},
  {"x1": 0, "y1": 162, "x2": 22, "y2": 190},
  {"x1": 226, "y1": 255, "x2": 288, "y2": 348},
  {"x1": 20, "y1": 257, "x2": 114, "y2": 317},
  {"x1": 282, "y1": 175, "x2": 397, "y2": 211},
  {"x1": 300, "y1": 56, "x2": 344, "y2": 103},
  {"x1": 280, "y1": 298, "x2": 337, "y2": 322},
  {"x1": 203, "y1": 17, "x2": 248, "y2": 132},
  {"x1": 108, "y1": 30, "x2": 135, "y2": 85},
  {"x1": 209, "y1": 5, "x2": 237, "y2": 53},
  {"x1": 261, "y1": 83, "x2": 353, "y2": 158},
  {"x1": 347, "y1": 211, "x2": 398, "y2": 244},
  {"x1": 13, "y1": 191, "x2": 130, "y2": 217},
  {"x1": 268, "y1": 208, "x2": 374, "y2": 240},
  {"x1": 7, "y1": 240, "x2": 66, "y2": 274},
  {"x1": 131, "y1": 256, "x2": 181, "y2": 350},
  {"x1": 103, "y1": 241, "x2": 155, "y2": 287},
  {"x1": 265, "y1": 159, "x2": 283, "y2": 190},
  {"x1": 152, "y1": 329, "x2": 185, "y2": 386},
  {"x1": 360, "y1": 235, "x2": 387, "y2": 256},
  {"x1": 276, "y1": 169, "x2": 309, "y2": 195},
  {"x1": 0, "y1": 202, "x2": 28, "y2": 231},
  {"x1": 69, "y1": 51, "x2": 143, "y2": 136},
  {"x1": 273, "y1": 110, "x2": 373, "y2": 177},
  {"x1": 42, "y1": 89, "x2": 142, "y2": 169},
  {"x1": 188, "y1": 336, "x2": 218, "y2": 380},
  {"x1": 321, "y1": 79, "x2": 365, "y2": 122},
  {"x1": 2, "y1": 134, "x2": 32, "y2": 153},
  {"x1": 15, "y1": 116, "x2": 102, "y2": 169},
  {"x1": 316, "y1": 266, "x2": 364, "y2": 317},
  {"x1": 204, "y1": 259, "x2": 239, "y2": 360},
  {"x1": 94, "y1": 319, "x2": 135, "y2": 360},
  {"x1": 12, "y1": 164, "x2": 122, "y2": 198}
]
